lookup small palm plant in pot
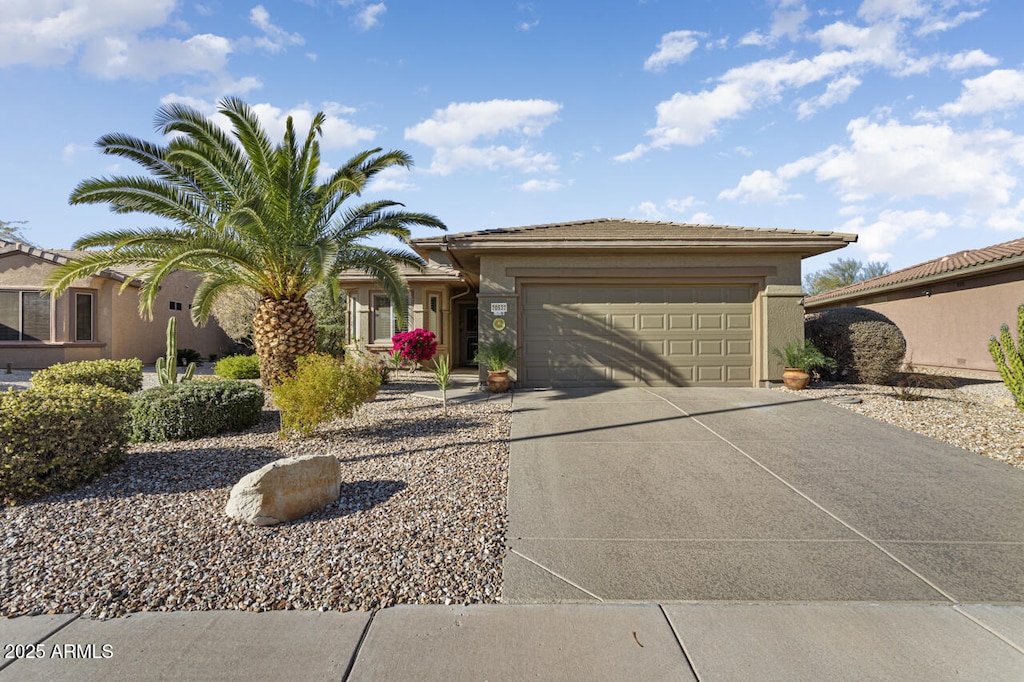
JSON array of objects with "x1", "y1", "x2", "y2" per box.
[
  {"x1": 772, "y1": 340, "x2": 836, "y2": 390},
  {"x1": 474, "y1": 339, "x2": 517, "y2": 393}
]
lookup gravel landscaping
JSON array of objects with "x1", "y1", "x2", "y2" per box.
[
  {"x1": 772, "y1": 372, "x2": 1024, "y2": 469},
  {"x1": 2, "y1": 374, "x2": 511, "y2": 619},
  {"x1": 3, "y1": 366, "x2": 1021, "y2": 620}
]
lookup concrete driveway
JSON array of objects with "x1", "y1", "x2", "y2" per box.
[{"x1": 504, "y1": 387, "x2": 1024, "y2": 604}]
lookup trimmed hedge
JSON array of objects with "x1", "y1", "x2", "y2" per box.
[
  {"x1": 805, "y1": 307, "x2": 907, "y2": 385},
  {"x1": 214, "y1": 354, "x2": 261, "y2": 380},
  {"x1": 128, "y1": 380, "x2": 265, "y2": 442},
  {"x1": 32, "y1": 358, "x2": 143, "y2": 393},
  {"x1": 1, "y1": 385, "x2": 130, "y2": 505}
]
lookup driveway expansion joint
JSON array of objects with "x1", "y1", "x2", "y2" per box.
[
  {"x1": 507, "y1": 548, "x2": 605, "y2": 601},
  {"x1": 640, "y1": 387, "x2": 961, "y2": 605}
]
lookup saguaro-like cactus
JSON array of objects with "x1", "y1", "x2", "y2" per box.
[
  {"x1": 156, "y1": 317, "x2": 196, "y2": 385},
  {"x1": 989, "y1": 303, "x2": 1024, "y2": 411}
]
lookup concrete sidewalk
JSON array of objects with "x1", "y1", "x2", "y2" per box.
[{"x1": 3, "y1": 603, "x2": 1024, "y2": 680}]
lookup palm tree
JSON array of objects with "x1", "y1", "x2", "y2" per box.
[{"x1": 46, "y1": 97, "x2": 445, "y2": 384}]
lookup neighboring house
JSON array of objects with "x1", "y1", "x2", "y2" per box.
[
  {"x1": 803, "y1": 236, "x2": 1024, "y2": 374},
  {"x1": 336, "y1": 219, "x2": 854, "y2": 388},
  {"x1": 0, "y1": 240, "x2": 232, "y2": 369}
]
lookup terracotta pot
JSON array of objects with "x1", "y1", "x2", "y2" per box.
[
  {"x1": 781, "y1": 367, "x2": 810, "y2": 391},
  {"x1": 486, "y1": 369, "x2": 511, "y2": 393}
]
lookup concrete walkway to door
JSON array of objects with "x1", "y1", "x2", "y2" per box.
[{"x1": 505, "y1": 386, "x2": 1024, "y2": 603}]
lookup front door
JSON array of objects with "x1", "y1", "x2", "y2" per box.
[{"x1": 459, "y1": 304, "x2": 479, "y2": 366}]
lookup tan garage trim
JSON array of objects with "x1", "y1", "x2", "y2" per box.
[{"x1": 520, "y1": 284, "x2": 755, "y2": 388}]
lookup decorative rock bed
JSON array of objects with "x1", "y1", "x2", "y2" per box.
[{"x1": 1, "y1": 376, "x2": 511, "y2": 618}]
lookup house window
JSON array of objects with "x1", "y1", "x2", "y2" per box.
[
  {"x1": 75, "y1": 292, "x2": 94, "y2": 342},
  {"x1": 169, "y1": 301, "x2": 183, "y2": 311},
  {"x1": 0, "y1": 290, "x2": 51, "y2": 342},
  {"x1": 371, "y1": 294, "x2": 409, "y2": 343},
  {"x1": 372, "y1": 294, "x2": 394, "y2": 343},
  {"x1": 426, "y1": 292, "x2": 442, "y2": 341}
]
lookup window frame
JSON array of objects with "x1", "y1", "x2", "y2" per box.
[
  {"x1": 0, "y1": 289, "x2": 52, "y2": 342},
  {"x1": 73, "y1": 291, "x2": 95, "y2": 342}
]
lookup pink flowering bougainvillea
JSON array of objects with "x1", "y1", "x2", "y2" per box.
[{"x1": 392, "y1": 328, "x2": 438, "y2": 363}]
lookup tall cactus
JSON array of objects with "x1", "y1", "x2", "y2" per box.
[
  {"x1": 989, "y1": 303, "x2": 1024, "y2": 411},
  {"x1": 156, "y1": 317, "x2": 196, "y2": 385}
]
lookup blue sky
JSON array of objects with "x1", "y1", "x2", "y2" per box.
[{"x1": 1, "y1": 0, "x2": 1023, "y2": 276}]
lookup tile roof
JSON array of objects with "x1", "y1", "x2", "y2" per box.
[
  {"x1": 804, "y1": 236, "x2": 1024, "y2": 305},
  {"x1": 0, "y1": 240, "x2": 145, "y2": 282},
  {"x1": 413, "y1": 218, "x2": 856, "y2": 244}
]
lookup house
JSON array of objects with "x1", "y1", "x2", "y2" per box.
[
  {"x1": 0, "y1": 240, "x2": 232, "y2": 369},
  {"x1": 340, "y1": 219, "x2": 855, "y2": 387},
  {"x1": 339, "y1": 260, "x2": 469, "y2": 361},
  {"x1": 803, "y1": 236, "x2": 1024, "y2": 374}
]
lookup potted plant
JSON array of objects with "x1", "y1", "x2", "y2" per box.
[
  {"x1": 771, "y1": 340, "x2": 836, "y2": 390},
  {"x1": 474, "y1": 339, "x2": 517, "y2": 393}
]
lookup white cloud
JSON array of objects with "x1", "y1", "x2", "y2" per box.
[
  {"x1": 816, "y1": 117, "x2": 1023, "y2": 208},
  {"x1": 618, "y1": 19, "x2": 909, "y2": 158},
  {"x1": 633, "y1": 201, "x2": 663, "y2": 220},
  {"x1": 797, "y1": 74, "x2": 861, "y2": 118},
  {"x1": 428, "y1": 146, "x2": 557, "y2": 176},
  {"x1": 406, "y1": 99, "x2": 561, "y2": 147},
  {"x1": 643, "y1": 30, "x2": 705, "y2": 71},
  {"x1": 770, "y1": 0, "x2": 810, "y2": 41},
  {"x1": 986, "y1": 199, "x2": 1024, "y2": 231},
  {"x1": 689, "y1": 211, "x2": 716, "y2": 224},
  {"x1": 516, "y1": 20, "x2": 540, "y2": 32},
  {"x1": 61, "y1": 143, "x2": 89, "y2": 164},
  {"x1": 249, "y1": 5, "x2": 304, "y2": 53},
  {"x1": 367, "y1": 166, "x2": 418, "y2": 192},
  {"x1": 839, "y1": 208, "x2": 952, "y2": 262},
  {"x1": 665, "y1": 196, "x2": 698, "y2": 213},
  {"x1": 0, "y1": 0, "x2": 177, "y2": 68},
  {"x1": 739, "y1": 31, "x2": 769, "y2": 47},
  {"x1": 250, "y1": 102, "x2": 376, "y2": 149},
  {"x1": 917, "y1": 10, "x2": 984, "y2": 36},
  {"x1": 519, "y1": 179, "x2": 561, "y2": 192},
  {"x1": 80, "y1": 33, "x2": 232, "y2": 79},
  {"x1": 406, "y1": 99, "x2": 562, "y2": 175},
  {"x1": 356, "y1": 3, "x2": 386, "y2": 30},
  {"x1": 158, "y1": 96, "x2": 376, "y2": 149},
  {"x1": 719, "y1": 169, "x2": 800, "y2": 203},
  {"x1": 945, "y1": 49, "x2": 998, "y2": 71},
  {"x1": 938, "y1": 69, "x2": 1024, "y2": 117}
]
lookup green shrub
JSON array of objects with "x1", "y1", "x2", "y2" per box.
[
  {"x1": 805, "y1": 307, "x2": 906, "y2": 385},
  {"x1": 315, "y1": 323, "x2": 348, "y2": 357},
  {"x1": 271, "y1": 353, "x2": 381, "y2": 438},
  {"x1": 1, "y1": 385, "x2": 130, "y2": 504},
  {"x1": 214, "y1": 354, "x2": 261, "y2": 379},
  {"x1": 129, "y1": 380, "x2": 265, "y2": 442},
  {"x1": 32, "y1": 358, "x2": 144, "y2": 393}
]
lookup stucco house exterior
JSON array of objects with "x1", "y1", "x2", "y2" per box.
[
  {"x1": 803, "y1": 236, "x2": 1024, "y2": 374},
  {"x1": 341, "y1": 219, "x2": 855, "y2": 387},
  {"x1": 0, "y1": 240, "x2": 232, "y2": 369}
]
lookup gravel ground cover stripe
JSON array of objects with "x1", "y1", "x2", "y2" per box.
[{"x1": 2, "y1": 376, "x2": 511, "y2": 619}]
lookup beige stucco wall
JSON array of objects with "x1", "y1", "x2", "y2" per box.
[
  {"x1": 345, "y1": 282, "x2": 464, "y2": 364},
  {"x1": 474, "y1": 250, "x2": 808, "y2": 386},
  {"x1": 0, "y1": 253, "x2": 232, "y2": 368},
  {"x1": 814, "y1": 269, "x2": 1024, "y2": 373}
]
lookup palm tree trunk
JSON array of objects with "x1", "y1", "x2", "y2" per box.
[{"x1": 252, "y1": 297, "x2": 317, "y2": 386}]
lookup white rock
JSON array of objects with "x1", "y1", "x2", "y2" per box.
[{"x1": 225, "y1": 454, "x2": 342, "y2": 526}]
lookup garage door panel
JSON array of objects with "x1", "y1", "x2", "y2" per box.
[{"x1": 522, "y1": 284, "x2": 754, "y2": 387}]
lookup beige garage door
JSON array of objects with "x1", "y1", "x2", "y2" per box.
[{"x1": 521, "y1": 284, "x2": 754, "y2": 387}]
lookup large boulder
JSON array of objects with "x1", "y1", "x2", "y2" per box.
[{"x1": 225, "y1": 454, "x2": 342, "y2": 526}]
